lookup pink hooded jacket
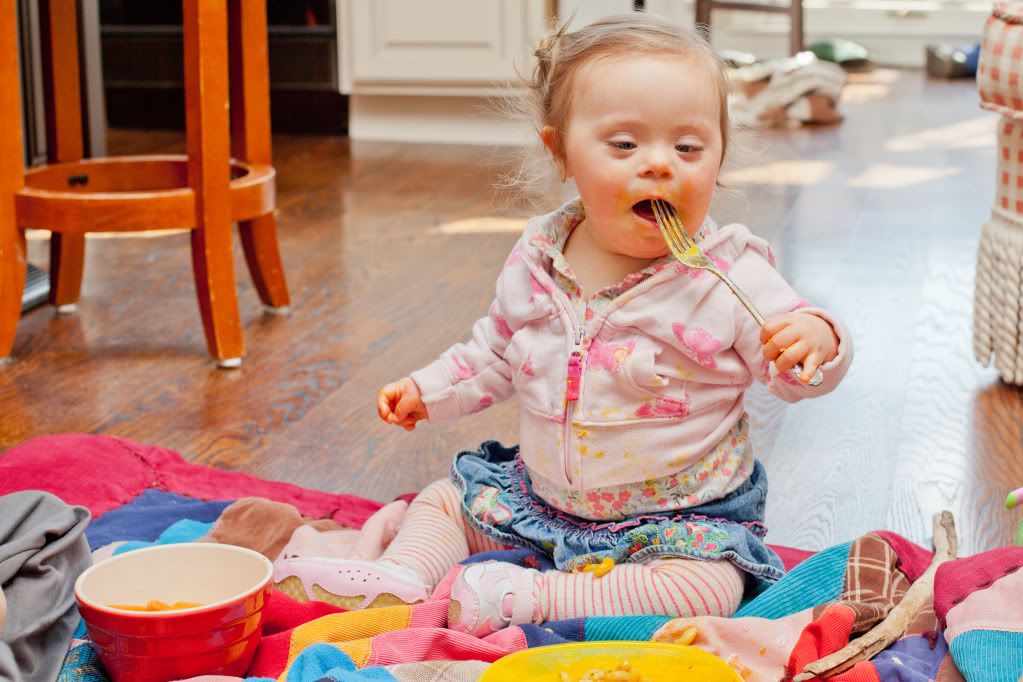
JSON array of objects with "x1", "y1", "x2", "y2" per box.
[{"x1": 412, "y1": 201, "x2": 853, "y2": 517}]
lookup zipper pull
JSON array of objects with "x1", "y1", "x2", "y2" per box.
[
  {"x1": 566, "y1": 352, "x2": 582, "y2": 400},
  {"x1": 566, "y1": 325, "x2": 585, "y2": 401}
]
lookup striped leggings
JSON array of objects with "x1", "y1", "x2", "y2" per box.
[{"x1": 381, "y1": 479, "x2": 744, "y2": 620}]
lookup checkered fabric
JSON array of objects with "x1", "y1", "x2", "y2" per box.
[
  {"x1": 979, "y1": 3, "x2": 1023, "y2": 117},
  {"x1": 993, "y1": 118, "x2": 1023, "y2": 221}
]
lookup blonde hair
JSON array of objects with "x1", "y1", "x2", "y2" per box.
[{"x1": 505, "y1": 13, "x2": 733, "y2": 208}]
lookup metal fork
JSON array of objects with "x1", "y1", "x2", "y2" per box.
[{"x1": 651, "y1": 199, "x2": 824, "y2": 387}]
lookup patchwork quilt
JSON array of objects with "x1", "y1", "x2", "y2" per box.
[{"x1": 1, "y1": 435, "x2": 1021, "y2": 682}]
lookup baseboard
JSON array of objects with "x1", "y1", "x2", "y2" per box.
[{"x1": 349, "y1": 94, "x2": 535, "y2": 146}]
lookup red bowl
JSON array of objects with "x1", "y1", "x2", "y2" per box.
[{"x1": 74, "y1": 543, "x2": 273, "y2": 681}]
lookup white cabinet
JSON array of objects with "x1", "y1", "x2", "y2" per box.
[
  {"x1": 349, "y1": 0, "x2": 540, "y2": 88},
  {"x1": 341, "y1": 0, "x2": 549, "y2": 95}
]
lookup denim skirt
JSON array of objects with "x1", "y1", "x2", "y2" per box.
[{"x1": 451, "y1": 440, "x2": 786, "y2": 587}]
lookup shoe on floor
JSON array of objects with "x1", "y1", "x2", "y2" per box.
[
  {"x1": 925, "y1": 43, "x2": 979, "y2": 79},
  {"x1": 808, "y1": 38, "x2": 874, "y2": 73},
  {"x1": 447, "y1": 561, "x2": 542, "y2": 637}
]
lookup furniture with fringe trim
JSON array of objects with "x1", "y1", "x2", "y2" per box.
[{"x1": 974, "y1": 2, "x2": 1023, "y2": 383}]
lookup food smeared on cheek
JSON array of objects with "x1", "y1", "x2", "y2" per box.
[
  {"x1": 617, "y1": 190, "x2": 650, "y2": 233},
  {"x1": 674, "y1": 179, "x2": 702, "y2": 237},
  {"x1": 614, "y1": 189, "x2": 635, "y2": 213}
]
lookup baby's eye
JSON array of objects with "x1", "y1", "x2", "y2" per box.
[
  {"x1": 610, "y1": 140, "x2": 636, "y2": 151},
  {"x1": 675, "y1": 143, "x2": 701, "y2": 154}
]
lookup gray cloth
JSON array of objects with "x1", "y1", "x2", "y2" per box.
[{"x1": 0, "y1": 491, "x2": 91, "y2": 682}]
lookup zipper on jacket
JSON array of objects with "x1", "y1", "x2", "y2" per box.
[{"x1": 563, "y1": 323, "x2": 585, "y2": 486}]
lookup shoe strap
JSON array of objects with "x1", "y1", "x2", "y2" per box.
[{"x1": 504, "y1": 567, "x2": 539, "y2": 625}]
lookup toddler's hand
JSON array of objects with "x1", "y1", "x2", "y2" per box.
[
  {"x1": 377, "y1": 377, "x2": 429, "y2": 431},
  {"x1": 760, "y1": 312, "x2": 839, "y2": 384}
]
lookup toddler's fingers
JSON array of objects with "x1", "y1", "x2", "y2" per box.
[
  {"x1": 759, "y1": 315, "x2": 793, "y2": 344},
  {"x1": 394, "y1": 393, "x2": 419, "y2": 421},
  {"x1": 763, "y1": 325, "x2": 801, "y2": 361},
  {"x1": 393, "y1": 413, "x2": 419, "y2": 430},
  {"x1": 377, "y1": 387, "x2": 396, "y2": 421},
  {"x1": 775, "y1": 339, "x2": 810, "y2": 373},
  {"x1": 800, "y1": 351, "x2": 823, "y2": 383}
]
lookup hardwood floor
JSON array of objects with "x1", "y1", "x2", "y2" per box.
[{"x1": 3, "y1": 69, "x2": 1020, "y2": 556}]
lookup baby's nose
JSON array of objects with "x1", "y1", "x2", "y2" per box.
[{"x1": 640, "y1": 152, "x2": 674, "y2": 179}]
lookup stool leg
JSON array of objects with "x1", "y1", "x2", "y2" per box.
[
  {"x1": 229, "y1": 0, "x2": 290, "y2": 312},
  {"x1": 0, "y1": 1, "x2": 26, "y2": 359},
  {"x1": 789, "y1": 0, "x2": 804, "y2": 55},
  {"x1": 184, "y1": 0, "x2": 244, "y2": 367},
  {"x1": 40, "y1": 0, "x2": 86, "y2": 311},
  {"x1": 695, "y1": 0, "x2": 712, "y2": 40},
  {"x1": 239, "y1": 214, "x2": 290, "y2": 312},
  {"x1": 48, "y1": 234, "x2": 85, "y2": 311}
]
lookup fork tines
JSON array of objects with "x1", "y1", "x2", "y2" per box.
[{"x1": 651, "y1": 199, "x2": 692, "y2": 254}]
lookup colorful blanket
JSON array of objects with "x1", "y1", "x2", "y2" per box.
[{"x1": 2, "y1": 435, "x2": 1021, "y2": 682}]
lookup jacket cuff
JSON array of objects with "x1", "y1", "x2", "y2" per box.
[
  {"x1": 800, "y1": 306, "x2": 853, "y2": 388},
  {"x1": 410, "y1": 361, "x2": 464, "y2": 423}
]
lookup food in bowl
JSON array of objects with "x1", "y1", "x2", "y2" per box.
[
  {"x1": 109, "y1": 600, "x2": 205, "y2": 611},
  {"x1": 74, "y1": 543, "x2": 273, "y2": 682},
  {"x1": 479, "y1": 641, "x2": 743, "y2": 682},
  {"x1": 560, "y1": 660, "x2": 652, "y2": 681}
]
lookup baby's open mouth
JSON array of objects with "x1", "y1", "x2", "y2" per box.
[{"x1": 631, "y1": 199, "x2": 673, "y2": 226}]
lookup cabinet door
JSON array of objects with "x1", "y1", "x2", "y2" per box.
[{"x1": 349, "y1": 0, "x2": 541, "y2": 85}]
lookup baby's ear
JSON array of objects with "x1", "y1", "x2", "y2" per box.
[{"x1": 539, "y1": 126, "x2": 567, "y2": 180}]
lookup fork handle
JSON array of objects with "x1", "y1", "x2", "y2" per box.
[
  {"x1": 794, "y1": 365, "x2": 825, "y2": 387},
  {"x1": 722, "y1": 277, "x2": 766, "y2": 326},
  {"x1": 718, "y1": 271, "x2": 825, "y2": 387}
]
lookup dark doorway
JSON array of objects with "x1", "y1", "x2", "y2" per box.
[{"x1": 99, "y1": 1, "x2": 348, "y2": 134}]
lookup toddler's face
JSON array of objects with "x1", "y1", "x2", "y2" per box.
[{"x1": 555, "y1": 52, "x2": 723, "y2": 259}]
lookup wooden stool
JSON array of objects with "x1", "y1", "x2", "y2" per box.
[
  {"x1": 0, "y1": 0, "x2": 290, "y2": 368},
  {"x1": 695, "y1": 0, "x2": 804, "y2": 56}
]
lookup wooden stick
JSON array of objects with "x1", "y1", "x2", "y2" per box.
[{"x1": 792, "y1": 511, "x2": 957, "y2": 681}]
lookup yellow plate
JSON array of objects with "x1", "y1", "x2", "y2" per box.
[{"x1": 479, "y1": 641, "x2": 742, "y2": 681}]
